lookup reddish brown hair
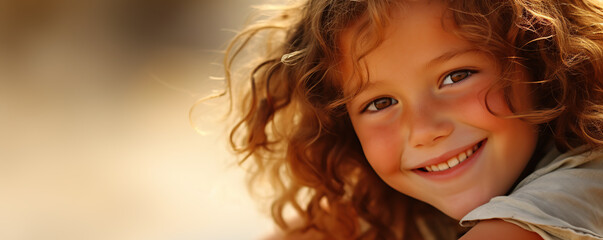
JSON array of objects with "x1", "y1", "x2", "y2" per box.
[{"x1": 222, "y1": 0, "x2": 603, "y2": 239}]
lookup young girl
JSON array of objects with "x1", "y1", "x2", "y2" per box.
[{"x1": 223, "y1": 0, "x2": 603, "y2": 239}]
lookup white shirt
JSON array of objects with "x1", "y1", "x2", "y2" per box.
[{"x1": 460, "y1": 146, "x2": 603, "y2": 240}]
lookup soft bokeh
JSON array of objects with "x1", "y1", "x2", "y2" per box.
[{"x1": 0, "y1": 0, "x2": 276, "y2": 239}]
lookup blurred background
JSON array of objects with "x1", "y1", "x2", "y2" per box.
[{"x1": 0, "y1": 0, "x2": 279, "y2": 239}]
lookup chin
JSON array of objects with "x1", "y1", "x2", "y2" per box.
[
  {"x1": 435, "y1": 195, "x2": 491, "y2": 220},
  {"x1": 442, "y1": 206, "x2": 472, "y2": 220}
]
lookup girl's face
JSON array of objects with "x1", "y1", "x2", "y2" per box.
[{"x1": 341, "y1": 1, "x2": 538, "y2": 220}]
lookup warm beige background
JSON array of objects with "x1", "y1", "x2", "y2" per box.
[{"x1": 0, "y1": 0, "x2": 278, "y2": 239}]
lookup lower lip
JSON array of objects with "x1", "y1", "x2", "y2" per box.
[{"x1": 412, "y1": 140, "x2": 486, "y2": 181}]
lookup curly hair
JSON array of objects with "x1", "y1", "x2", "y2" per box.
[{"x1": 222, "y1": 0, "x2": 603, "y2": 239}]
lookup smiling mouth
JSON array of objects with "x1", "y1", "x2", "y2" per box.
[{"x1": 418, "y1": 140, "x2": 484, "y2": 172}]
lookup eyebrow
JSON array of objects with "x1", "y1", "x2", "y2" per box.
[
  {"x1": 348, "y1": 48, "x2": 485, "y2": 103},
  {"x1": 427, "y1": 48, "x2": 484, "y2": 67}
]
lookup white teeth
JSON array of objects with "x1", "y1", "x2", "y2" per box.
[
  {"x1": 437, "y1": 162, "x2": 449, "y2": 171},
  {"x1": 447, "y1": 157, "x2": 460, "y2": 168},
  {"x1": 458, "y1": 152, "x2": 467, "y2": 162},
  {"x1": 424, "y1": 142, "x2": 480, "y2": 172}
]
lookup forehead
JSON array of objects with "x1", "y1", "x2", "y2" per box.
[{"x1": 337, "y1": 0, "x2": 459, "y2": 95}]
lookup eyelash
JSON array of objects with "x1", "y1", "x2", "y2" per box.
[
  {"x1": 440, "y1": 69, "x2": 477, "y2": 87},
  {"x1": 363, "y1": 97, "x2": 399, "y2": 112}
]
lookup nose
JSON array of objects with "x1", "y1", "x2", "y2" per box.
[{"x1": 406, "y1": 104, "x2": 453, "y2": 148}]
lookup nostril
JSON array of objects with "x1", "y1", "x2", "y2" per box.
[{"x1": 432, "y1": 135, "x2": 445, "y2": 143}]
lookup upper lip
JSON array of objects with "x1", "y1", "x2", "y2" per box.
[{"x1": 408, "y1": 139, "x2": 484, "y2": 170}]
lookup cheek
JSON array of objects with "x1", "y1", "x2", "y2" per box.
[
  {"x1": 479, "y1": 88, "x2": 531, "y2": 133},
  {"x1": 449, "y1": 84, "x2": 511, "y2": 128},
  {"x1": 353, "y1": 116, "x2": 404, "y2": 174},
  {"x1": 484, "y1": 88, "x2": 513, "y2": 115},
  {"x1": 453, "y1": 86, "x2": 538, "y2": 164}
]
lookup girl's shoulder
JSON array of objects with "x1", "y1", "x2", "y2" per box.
[
  {"x1": 460, "y1": 146, "x2": 603, "y2": 240},
  {"x1": 526, "y1": 145, "x2": 603, "y2": 184}
]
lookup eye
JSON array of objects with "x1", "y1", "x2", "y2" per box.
[
  {"x1": 364, "y1": 97, "x2": 399, "y2": 112},
  {"x1": 440, "y1": 69, "x2": 476, "y2": 87}
]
